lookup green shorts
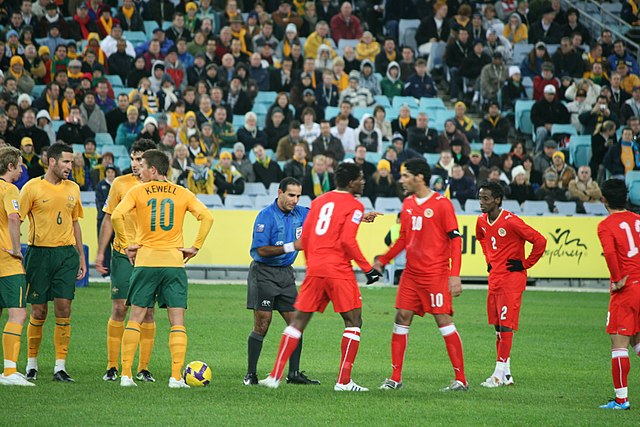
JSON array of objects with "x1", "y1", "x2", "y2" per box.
[
  {"x1": 25, "y1": 246, "x2": 79, "y2": 304},
  {"x1": 110, "y1": 249, "x2": 133, "y2": 300},
  {"x1": 127, "y1": 267, "x2": 188, "y2": 309},
  {"x1": 0, "y1": 274, "x2": 27, "y2": 309}
]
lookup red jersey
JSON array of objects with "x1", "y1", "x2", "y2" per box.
[
  {"x1": 598, "y1": 210, "x2": 640, "y2": 285},
  {"x1": 301, "y1": 191, "x2": 372, "y2": 278},
  {"x1": 475, "y1": 209, "x2": 547, "y2": 292},
  {"x1": 379, "y1": 192, "x2": 462, "y2": 277}
]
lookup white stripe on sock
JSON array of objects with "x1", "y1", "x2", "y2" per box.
[
  {"x1": 4, "y1": 360, "x2": 16, "y2": 369},
  {"x1": 439, "y1": 324, "x2": 456, "y2": 336},
  {"x1": 343, "y1": 333, "x2": 360, "y2": 341},
  {"x1": 612, "y1": 349, "x2": 629, "y2": 359},
  {"x1": 283, "y1": 325, "x2": 302, "y2": 339},
  {"x1": 615, "y1": 387, "x2": 628, "y2": 399},
  {"x1": 393, "y1": 323, "x2": 410, "y2": 335}
]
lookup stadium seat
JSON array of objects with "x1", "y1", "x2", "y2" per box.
[
  {"x1": 515, "y1": 100, "x2": 535, "y2": 134},
  {"x1": 501, "y1": 200, "x2": 521, "y2": 213},
  {"x1": 298, "y1": 195, "x2": 312, "y2": 208},
  {"x1": 254, "y1": 195, "x2": 273, "y2": 209},
  {"x1": 392, "y1": 96, "x2": 419, "y2": 109},
  {"x1": 512, "y1": 44, "x2": 533, "y2": 66},
  {"x1": 375, "y1": 197, "x2": 402, "y2": 213},
  {"x1": 123, "y1": 31, "x2": 146, "y2": 46},
  {"x1": 325, "y1": 106, "x2": 340, "y2": 120},
  {"x1": 113, "y1": 87, "x2": 132, "y2": 99},
  {"x1": 491, "y1": 144, "x2": 510, "y2": 155},
  {"x1": 365, "y1": 152, "x2": 382, "y2": 164},
  {"x1": 72, "y1": 144, "x2": 85, "y2": 153},
  {"x1": 224, "y1": 195, "x2": 254, "y2": 209},
  {"x1": 546, "y1": 44, "x2": 560, "y2": 56},
  {"x1": 244, "y1": 182, "x2": 268, "y2": 196},
  {"x1": 451, "y1": 198, "x2": 463, "y2": 214},
  {"x1": 551, "y1": 124, "x2": 577, "y2": 136},
  {"x1": 338, "y1": 39, "x2": 359, "y2": 51},
  {"x1": 374, "y1": 95, "x2": 391, "y2": 107},
  {"x1": 32, "y1": 85, "x2": 46, "y2": 99},
  {"x1": 197, "y1": 194, "x2": 224, "y2": 209},
  {"x1": 106, "y1": 145, "x2": 129, "y2": 157},
  {"x1": 522, "y1": 200, "x2": 549, "y2": 215},
  {"x1": 419, "y1": 98, "x2": 446, "y2": 111},
  {"x1": 52, "y1": 120, "x2": 65, "y2": 132},
  {"x1": 569, "y1": 135, "x2": 592, "y2": 168},
  {"x1": 115, "y1": 156, "x2": 130, "y2": 172},
  {"x1": 353, "y1": 107, "x2": 374, "y2": 121},
  {"x1": 359, "y1": 196, "x2": 374, "y2": 211},
  {"x1": 95, "y1": 133, "x2": 114, "y2": 146},
  {"x1": 254, "y1": 91, "x2": 277, "y2": 105},
  {"x1": 584, "y1": 202, "x2": 608, "y2": 216},
  {"x1": 143, "y1": 20, "x2": 158, "y2": 36},
  {"x1": 423, "y1": 153, "x2": 440, "y2": 166},
  {"x1": 554, "y1": 201, "x2": 577, "y2": 215},
  {"x1": 629, "y1": 180, "x2": 640, "y2": 206},
  {"x1": 398, "y1": 19, "x2": 420, "y2": 50},
  {"x1": 268, "y1": 182, "x2": 279, "y2": 196},
  {"x1": 80, "y1": 191, "x2": 95, "y2": 206},
  {"x1": 402, "y1": 27, "x2": 418, "y2": 53},
  {"x1": 429, "y1": 42, "x2": 447, "y2": 71},
  {"x1": 105, "y1": 74, "x2": 124, "y2": 88},
  {"x1": 232, "y1": 115, "x2": 245, "y2": 128},
  {"x1": 522, "y1": 76, "x2": 534, "y2": 99},
  {"x1": 464, "y1": 199, "x2": 481, "y2": 214}
]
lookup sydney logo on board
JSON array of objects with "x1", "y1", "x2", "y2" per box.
[{"x1": 543, "y1": 228, "x2": 588, "y2": 264}]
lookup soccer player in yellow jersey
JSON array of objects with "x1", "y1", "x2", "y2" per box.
[
  {"x1": 0, "y1": 147, "x2": 33, "y2": 387},
  {"x1": 95, "y1": 139, "x2": 158, "y2": 382},
  {"x1": 19, "y1": 143, "x2": 86, "y2": 383},
  {"x1": 112, "y1": 150, "x2": 213, "y2": 388}
]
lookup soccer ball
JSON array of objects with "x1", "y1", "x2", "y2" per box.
[{"x1": 183, "y1": 361, "x2": 212, "y2": 387}]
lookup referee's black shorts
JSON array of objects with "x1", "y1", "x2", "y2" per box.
[{"x1": 246, "y1": 261, "x2": 297, "y2": 312}]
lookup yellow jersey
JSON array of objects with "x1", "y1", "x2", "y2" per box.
[
  {"x1": 112, "y1": 180, "x2": 213, "y2": 267},
  {"x1": 19, "y1": 177, "x2": 83, "y2": 247},
  {"x1": 102, "y1": 173, "x2": 140, "y2": 254},
  {"x1": 0, "y1": 179, "x2": 24, "y2": 277}
]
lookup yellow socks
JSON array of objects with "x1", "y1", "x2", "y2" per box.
[
  {"x1": 27, "y1": 316, "x2": 44, "y2": 359},
  {"x1": 107, "y1": 319, "x2": 124, "y2": 370},
  {"x1": 3, "y1": 322, "x2": 23, "y2": 376},
  {"x1": 54, "y1": 317, "x2": 71, "y2": 361},
  {"x1": 137, "y1": 322, "x2": 156, "y2": 372},
  {"x1": 120, "y1": 321, "x2": 141, "y2": 378},
  {"x1": 169, "y1": 326, "x2": 187, "y2": 380}
]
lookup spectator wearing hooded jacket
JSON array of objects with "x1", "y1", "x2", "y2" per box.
[
  {"x1": 380, "y1": 61, "x2": 403, "y2": 99},
  {"x1": 356, "y1": 114, "x2": 383, "y2": 153},
  {"x1": 339, "y1": 71, "x2": 374, "y2": 107},
  {"x1": 358, "y1": 59, "x2": 381, "y2": 96}
]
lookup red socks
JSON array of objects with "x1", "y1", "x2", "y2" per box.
[
  {"x1": 439, "y1": 324, "x2": 466, "y2": 384},
  {"x1": 269, "y1": 326, "x2": 301, "y2": 380},
  {"x1": 390, "y1": 323, "x2": 409, "y2": 382},
  {"x1": 612, "y1": 348, "x2": 630, "y2": 404},
  {"x1": 497, "y1": 331, "x2": 513, "y2": 363},
  {"x1": 337, "y1": 327, "x2": 361, "y2": 385}
]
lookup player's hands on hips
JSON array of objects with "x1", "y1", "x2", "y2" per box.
[
  {"x1": 449, "y1": 276, "x2": 462, "y2": 297},
  {"x1": 611, "y1": 275, "x2": 629, "y2": 292},
  {"x1": 179, "y1": 247, "x2": 199, "y2": 264},
  {"x1": 506, "y1": 259, "x2": 525, "y2": 272},
  {"x1": 2, "y1": 248, "x2": 23, "y2": 260},
  {"x1": 95, "y1": 253, "x2": 107, "y2": 274},
  {"x1": 125, "y1": 245, "x2": 141, "y2": 265},
  {"x1": 362, "y1": 212, "x2": 383, "y2": 223},
  {"x1": 365, "y1": 268, "x2": 381, "y2": 285}
]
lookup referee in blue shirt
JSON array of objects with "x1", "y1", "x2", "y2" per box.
[{"x1": 244, "y1": 177, "x2": 320, "y2": 386}]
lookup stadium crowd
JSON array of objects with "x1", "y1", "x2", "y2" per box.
[{"x1": 0, "y1": 0, "x2": 638, "y2": 213}]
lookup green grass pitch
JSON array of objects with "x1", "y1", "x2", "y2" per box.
[{"x1": 0, "y1": 283, "x2": 638, "y2": 426}]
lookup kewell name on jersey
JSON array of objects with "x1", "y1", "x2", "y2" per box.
[{"x1": 144, "y1": 184, "x2": 178, "y2": 196}]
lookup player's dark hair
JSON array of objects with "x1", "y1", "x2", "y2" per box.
[
  {"x1": 47, "y1": 142, "x2": 72, "y2": 162},
  {"x1": 478, "y1": 181, "x2": 504, "y2": 206},
  {"x1": 130, "y1": 139, "x2": 157, "y2": 154},
  {"x1": 335, "y1": 162, "x2": 362, "y2": 188},
  {"x1": 142, "y1": 149, "x2": 170, "y2": 176},
  {"x1": 601, "y1": 179, "x2": 627, "y2": 210},
  {"x1": 404, "y1": 158, "x2": 431, "y2": 185},
  {"x1": 279, "y1": 177, "x2": 302, "y2": 192},
  {"x1": 0, "y1": 146, "x2": 21, "y2": 175}
]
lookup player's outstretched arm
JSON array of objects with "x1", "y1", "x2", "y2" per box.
[
  {"x1": 376, "y1": 214, "x2": 407, "y2": 268},
  {"x1": 73, "y1": 220, "x2": 87, "y2": 280},
  {"x1": 95, "y1": 214, "x2": 113, "y2": 274},
  {"x1": 361, "y1": 211, "x2": 383, "y2": 223}
]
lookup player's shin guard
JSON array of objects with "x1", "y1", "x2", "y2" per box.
[
  {"x1": 338, "y1": 327, "x2": 361, "y2": 385},
  {"x1": 390, "y1": 323, "x2": 409, "y2": 382},
  {"x1": 612, "y1": 348, "x2": 630, "y2": 404},
  {"x1": 3, "y1": 322, "x2": 22, "y2": 376},
  {"x1": 440, "y1": 324, "x2": 466, "y2": 384},
  {"x1": 169, "y1": 326, "x2": 187, "y2": 381},
  {"x1": 106, "y1": 319, "x2": 124, "y2": 369},
  {"x1": 137, "y1": 322, "x2": 156, "y2": 372},
  {"x1": 247, "y1": 331, "x2": 264, "y2": 374},
  {"x1": 120, "y1": 322, "x2": 141, "y2": 378},
  {"x1": 27, "y1": 316, "x2": 44, "y2": 359},
  {"x1": 269, "y1": 326, "x2": 301, "y2": 380},
  {"x1": 54, "y1": 317, "x2": 71, "y2": 371}
]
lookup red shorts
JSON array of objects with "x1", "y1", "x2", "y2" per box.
[
  {"x1": 396, "y1": 273, "x2": 452, "y2": 317},
  {"x1": 487, "y1": 291, "x2": 523, "y2": 330},
  {"x1": 606, "y1": 283, "x2": 640, "y2": 336},
  {"x1": 294, "y1": 276, "x2": 362, "y2": 313}
]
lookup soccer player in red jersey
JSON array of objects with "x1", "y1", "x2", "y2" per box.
[
  {"x1": 475, "y1": 181, "x2": 547, "y2": 388},
  {"x1": 259, "y1": 163, "x2": 381, "y2": 391},
  {"x1": 373, "y1": 159, "x2": 468, "y2": 392},
  {"x1": 597, "y1": 179, "x2": 640, "y2": 410}
]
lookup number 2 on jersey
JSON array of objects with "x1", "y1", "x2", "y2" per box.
[
  {"x1": 148, "y1": 198, "x2": 175, "y2": 231},
  {"x1": 315, "y1": 202, "x2": 335, "y2": 235},
  {"x1": 619, "y1": 220, "x2": 640, "y2": 258}
]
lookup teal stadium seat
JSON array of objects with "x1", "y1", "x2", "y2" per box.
[
  {"x1": 374, "y1": 95, "x2": 391, "y2": 107},
  {"x1": 569, "y1": 135, "x2": 592, "y2": 168},
  {"x1": 625, "y1": 171, "x2": 640, "y2": 206},
  {"x1": 423, "y1": 153, "x2": 440, "y2": 166},
  {"x1": 105, "y1": 74, "x2": 124, "y2": 88},
  {"x1": 515, "y1": 100, "x2": 535, "y2": 134},
  {"x1": 95, "y1": 133, "x2": 114, "y2": 146},
  {"x1": 392, "y1": 96, "x2": 419, "y2": 108}
]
